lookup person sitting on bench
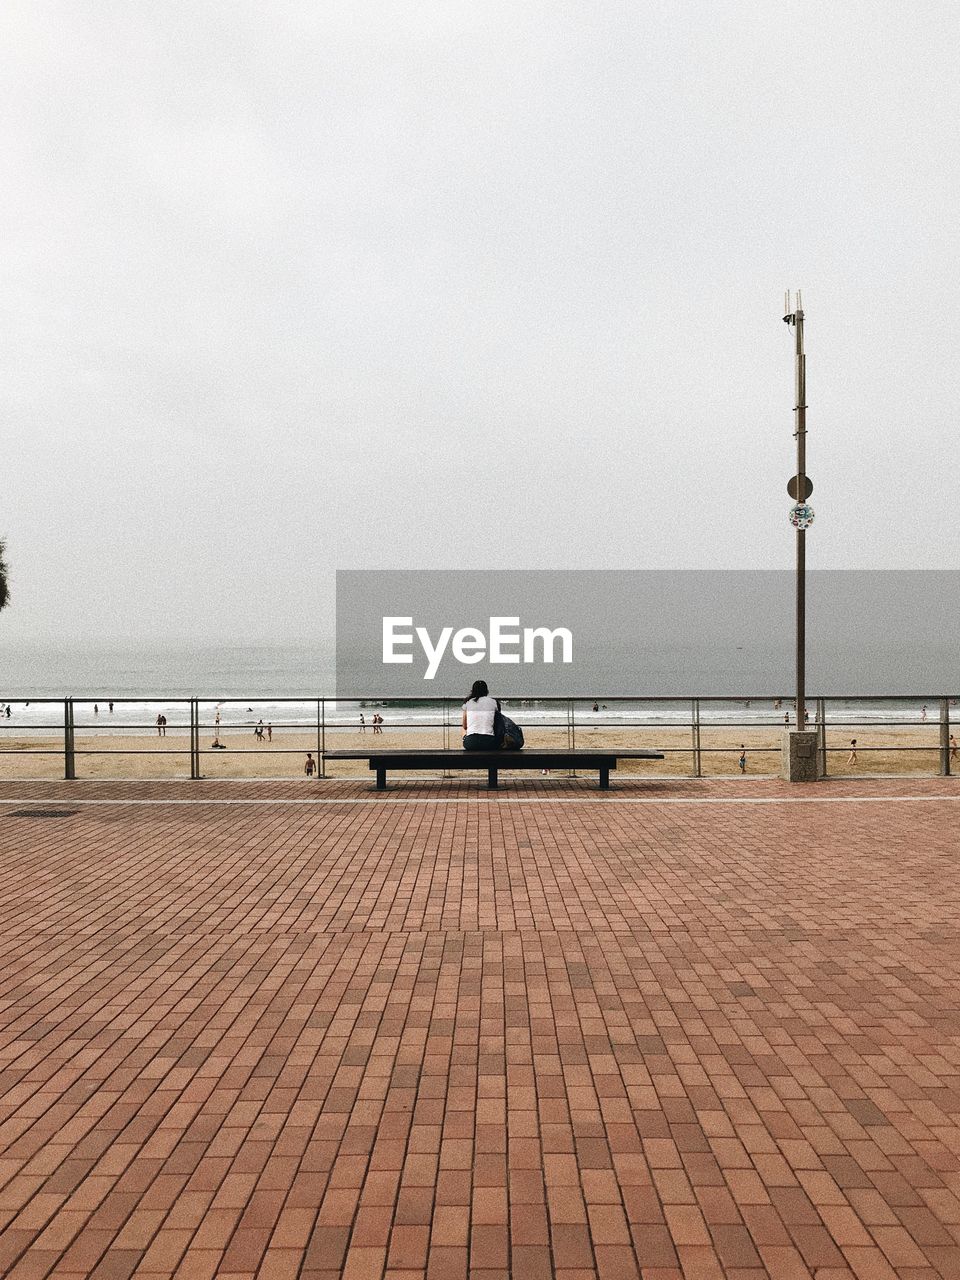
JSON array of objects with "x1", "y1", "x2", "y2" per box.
[{"x1": 462, "y1": 680, "x2": 503, "y2": 751}]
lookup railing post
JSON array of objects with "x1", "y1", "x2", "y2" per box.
[
  {"x1": 190, "y1": 699, "x2": 200, "y2": 779},
  {"x1": 692, "y1": 699, "x2": 701, "y2": 777},
  {"x1": 940, "y1": 697, "x2": 950, "y2": 777},
  {"x1": 817, "y1": 697, "x2": 827, "y2": 777},
  {"x1": 64, "y1": 697, "x2": 76, "y2": 780},
  {"x1": 319, "y1": 699, "x2": 326, "y2": 777}
]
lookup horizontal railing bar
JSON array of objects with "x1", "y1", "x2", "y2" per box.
[
  {"x1": 5, "y1": 743, "x2": 942, "y2": 755},
  {"x1": 35, "y1": 724, "x2": 948, "y2": 736},
  {"x1": 0, "y1": 719, "x2": 945, "y2": 734},
  {"x1": 2, "y1": 693, "x2": 958, "y2": 702}
]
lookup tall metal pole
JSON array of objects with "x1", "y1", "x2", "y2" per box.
[{"x1": 794, "y1": 301, "x2": 806, "y2": 729}]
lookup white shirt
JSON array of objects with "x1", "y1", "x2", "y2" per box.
[{"x1": 463, "y1": 695, "x2": 498, "y2": 736}]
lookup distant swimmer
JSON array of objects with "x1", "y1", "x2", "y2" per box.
[
  {"x1": 847, "y1": 738, "x2": 858, "y2": 766},
  {"x1": 94, "y1": 704, "x2": 99, "y2": 715},
  {"x1": 108, "y1": 701, "x2": 114, "y2": 713},
  {"x1": 304, "y1": 752, "x2": 317, "y2": 777},
  {"x1": 592, "y1": 703, "x2": 599, "y2": 713}
]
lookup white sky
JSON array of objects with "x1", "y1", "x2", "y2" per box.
[{"x1": 2, "y1": 0, "x2": 958, "y2": 642}]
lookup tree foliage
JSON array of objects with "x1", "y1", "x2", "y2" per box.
[{"x1": 0, "y1": 538, "x2": 8, "y2": 612}]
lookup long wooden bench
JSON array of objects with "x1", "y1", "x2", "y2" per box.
[{"x1": 324, "y1": 749, "x2": 665, "y2": 790}]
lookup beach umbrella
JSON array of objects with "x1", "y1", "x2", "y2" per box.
[{"x1": 0, "y1": 539, "x2": 8, "y2": 612}]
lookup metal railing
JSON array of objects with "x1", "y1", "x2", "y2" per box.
[{"x1": 0, "y1": 695, "x2": 955, "y2": 780}]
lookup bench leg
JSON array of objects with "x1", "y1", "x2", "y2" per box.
[
  {"x1": 487, "y1": 768, "x2": 498, "y2": 790},
  {"x1": 599, "y1": 766, "x2": 610, "y2": 790},
  {"x1": 375, "y1": 767, "x2": 386, "y2": 791}
]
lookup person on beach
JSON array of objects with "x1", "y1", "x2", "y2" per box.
[
  {"x1": 156, "y1": 714, "x2": 166, "y2": 737},
  {"x1": 951, "y1": 734, "x2": 958, "y2": 761},
  {"x1": 738, "y1": 745, "x2": 746, "y2": 773},
  {"x1": 847, "y1": 739, "x2": 858, "y2": 766},
  {"x1": 359, "y1": 714, "x2": 366, "y2": 734},
  {"x1": 267, "y1": 723, "x2": 272, "y2": 742},
  {"x1": 784, "y1": 711, "x2": 790, "y2": 725},
  {"x1": 304, "y1": 753, "x2": 317, "y2": 777},
  {"x1": 94, "y1": 704, "x2": 99, "y2": 715},
  {"x1": 108, "y1": 701, "x2": 114, "y2": 713},
  {"x1": 921, "y1": 705, "x2": 928, "y2": 722},
  {"x1": 255, "y1": 719, "x2": 264, "y2": 740},
  {"x1": 462, "y1": 680, "x2": 502, "y2": 751}
]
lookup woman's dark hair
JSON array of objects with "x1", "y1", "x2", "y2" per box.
[{"x1": 469, "y1": 680, "x2": 488, "y2": 702}]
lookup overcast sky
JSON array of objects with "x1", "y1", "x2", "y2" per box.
[{"x1": 2, "y1": 0, "x2": 958, "y2": 644}]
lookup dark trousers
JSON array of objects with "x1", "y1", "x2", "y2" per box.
[{"x1": 463, "y1": 733, "x2": 500, "y2": 751}]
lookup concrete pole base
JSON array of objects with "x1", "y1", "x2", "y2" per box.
[{"x1": 780, "y1": 730, "x2": 821, "y2": 782}]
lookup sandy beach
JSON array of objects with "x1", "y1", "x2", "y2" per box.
[{"x1": 0, "y1": 722, "x2": 949, "y2": 780}]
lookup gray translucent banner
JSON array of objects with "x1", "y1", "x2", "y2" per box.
[{"x1": 335, "y1": 570, "x2": 960, "y2": 697}]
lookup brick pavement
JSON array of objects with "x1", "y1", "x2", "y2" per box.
[{"x1": 1, "y1": 777, "x2": 960, "y2": 1279}]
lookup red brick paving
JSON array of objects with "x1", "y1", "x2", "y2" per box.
[{"x1": 0, "y1": 779, "x2": 959, "y2": 1279}]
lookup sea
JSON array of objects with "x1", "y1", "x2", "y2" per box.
[{"x1": 0, "y1": 641, "x2": 947, "y2": 733}]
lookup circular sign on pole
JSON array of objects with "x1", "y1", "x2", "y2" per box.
[
  {"x1": 788, "y1": 503, "x2": 815, "y2": 530},
  {"x1": 787, "y1": 474, "x2": 813, "y2": 500}
]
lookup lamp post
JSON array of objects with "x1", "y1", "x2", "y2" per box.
[{"x1": 782, "y1": 292, "x2": 817, "y2": 779}]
